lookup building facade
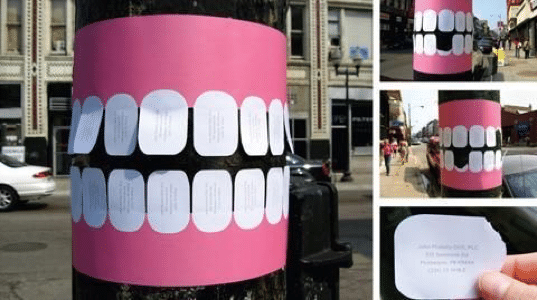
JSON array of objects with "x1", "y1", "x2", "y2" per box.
[
  {"x1": 0, "y1": 0, "x2": 372, "y2": 175},
  {"x1": 508, "y1": 0, "x2": 536, "y2": 56},
  {"x1": 380, "y1": 0, "x2": 413, "y2": 49}
]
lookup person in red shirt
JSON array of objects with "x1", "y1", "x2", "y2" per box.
[{"x1": 382, "y1": 139, "x2": 393, "y2": 176}]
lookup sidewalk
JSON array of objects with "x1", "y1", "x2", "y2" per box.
[
  {"x1": 496, "y1": 48, "x2": 537, "y2": 81},
  {"x1": 380, "y1": 153, "x2": 428, "y2": 198}
]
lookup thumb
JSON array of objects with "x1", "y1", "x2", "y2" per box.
[{"x1": 479, "y1": 271, "x2": 537, "y2": 300}]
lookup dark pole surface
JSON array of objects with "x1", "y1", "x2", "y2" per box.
[
  {"x1": 439, "y1": 90, "x2": 501, "y2": 197},
  {"x1": 72, "y1": 1, "x2": 289, "y2": 299}
]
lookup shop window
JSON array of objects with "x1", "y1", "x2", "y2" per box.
[
  {"x1": 6, "y1": 0, "x2": 22, "y2": 54},
  {"x1": 51, "y1": 0, "x2": 67, "y2": 54},
  {"x1": 291, "y1": 118, "x2": 308, "y2": 158},
  {"x1": 290, "y1": 5, "x2": 305, "y2": 58}
]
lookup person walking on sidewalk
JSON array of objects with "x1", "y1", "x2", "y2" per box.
[
  {"x1": 524, "y1": 38, "x2": 530, "y2": 59},
  {"x1": 382, "y1": 139, "x2": 393, "y2": 176},
  {"x1": 515, "y1": 38, "x2": 520, "y2": 58}
]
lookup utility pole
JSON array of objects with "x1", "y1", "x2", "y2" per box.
[
  {"x1": 439, "y1": 90, "x2": 501, "y2": 197},
  {"x1": 71, "y1": 1, "x2": 290, "y2": 298},
  {"x1": 413, "y1": 0, "x2": 473, "y2": 80}
]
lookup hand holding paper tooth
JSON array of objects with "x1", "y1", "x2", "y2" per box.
[{"x1": 479, "y1": 253, "x2": 537, "y2": 300}]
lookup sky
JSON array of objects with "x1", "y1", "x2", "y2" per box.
[
  {"x1": 474, "y1": 0, "x2": 508, "y2": 30},
  {"x1": 401, "y1": 89, "x2": 537, "y2": 135}
]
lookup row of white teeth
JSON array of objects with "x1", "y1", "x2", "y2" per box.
[
  {"x1": 415, "y1": 10, "x2": 473, "y2": 32},
  {"x1": 439, "y1": 126, "x2": 499, "y2": 148},
  {"x1": 414, "y1": 34, "x2": 472, "y2": 55},
  {"x1": 441, "y1": 150, "x2": 502, "y2": 173}
]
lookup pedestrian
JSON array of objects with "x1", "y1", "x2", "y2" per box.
[
  {"x1": 382, "y1": 139, "x2": 393, "y2": 176},
  {"x1": 391, "y1": 139, "x2": 398, "y2": 159},
  {"x1": 524, "y1": 38, "x2": 530, "y2": 59},
  {"x1": 515, "y1": 38, "x2": 520, "y2": 58}
]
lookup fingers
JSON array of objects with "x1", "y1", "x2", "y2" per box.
[
  {"x1": 479, "y1": 271, "x2": 537, "y2": 300},
  {"x1": 502, "y1": 253, "x2": 537, "y2": 284}
]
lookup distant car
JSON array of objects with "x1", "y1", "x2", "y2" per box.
[
  {"x1": 286, "y1": 153, "x2": 331, "y2": 185},
  {"x1": 478, "y1": 37, "x2": 494, "y2": 54},
  {"x1": 411, "y1": 138, "x2": 420, "y2": 145},
  {"x1": 425, "y1": 136, "x2": 441, "y2": 179},
  {"x1": 0, "y1": 154, "x2": 55, "y2": 211},
  {"x1": 502, "y1": 155, "x2": 537, "y2": 198}
]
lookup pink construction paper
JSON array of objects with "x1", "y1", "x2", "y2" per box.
[
  {"x1": 72, "y1": 217, "x2": 288, "y2": 286},
  {"x1": 414, "y1": 0, "x2": 471, "y2": 14},
  {"x1": 439, "y1": 99, "x2": 500, "y2": 128},
  {"x1": 72, "y1": 15, "x2": 287, "y2": 109},
  {"x1": 440, "y1": 99, "x2": 501, "y2": 190},
  {"x1": 413, "y1": 53, "x2": 472, "y2": 74}
]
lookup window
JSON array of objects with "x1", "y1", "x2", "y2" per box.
[
  {"x1": 291, "y1": 118, "x2": 308, "y2": 158},
  {"x1": 6, "y1": 0, "x2": 22, "y2": 54},
  {"x1": 290, "y1": 5, "x2": 305, "y2": 58},
  {"x1": 328, "y1": 9, "x2": 340, "y2": 48},
  {"x1": 50, "y1": 0, "x2": 66, "y2": 54}
]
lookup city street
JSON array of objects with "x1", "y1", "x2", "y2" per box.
[
  {"x1": 380, "y1": 48, "x2": 537, "y2": 81},
  {"x1": 0, "y1": 155, "x2": 372, "y2": 300},
  {"x1": 380, "y1": 145, "x2": 537, "y2": 198}
]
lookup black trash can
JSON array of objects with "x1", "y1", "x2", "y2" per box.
[{"x1": 287, "y1": 181, "x2": 353, "y2": 300}]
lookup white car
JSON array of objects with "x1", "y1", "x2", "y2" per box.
[{"x1": 0, "y1": 154, "x2": 55, "y2": 211}]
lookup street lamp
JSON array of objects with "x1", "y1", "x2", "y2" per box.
[
  {"x1": 331, "y1": 50, "x2": 361, "y2": 182},
  {"x1": 408, "y1": 104, "x2": 424, "y2": 140}
]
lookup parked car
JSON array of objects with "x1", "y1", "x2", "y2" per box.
[
  {"x1": 425, "y1": 136, "x2": 441, "y2": 179},
  {"x1": 502, "y1": 155, "x2": 537, "y2": 198},
  {"x1": 286, "y1": 153, "x2": 331, "y2": 186},
  {"x1": 0, "y1": 154, "x2": 55, "y2": 211}
]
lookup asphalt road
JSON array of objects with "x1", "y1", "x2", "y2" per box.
[{"x1": 0, "y1": 186, "x2": 372, "y2": 299}]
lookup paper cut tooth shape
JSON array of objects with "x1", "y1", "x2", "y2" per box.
[
  {"x1": 139, "y1": 89, "x2": 188, "y2": 155},
  {"x1": 452, "y1": 125, "x2": 467, "y2": 148},
  {"x1": 108, "y1": 169, "x2": 145, "y2": 232},
  {"x1": 266, "y1": 167, "x2": 283, "y2": 225},
  {"x1": 283, "y1": 166, "x2": 290, "y2": 218},
  {"x1": 422, "y1": 10, "x2": 437, "y2": 32},
  {"x1": 70, "y1": 166, "x2": 83, "y2": 222},
  {"x1": 194, "y1": 91, "x2": 239, "y2": 156},
  {"x1": 486, "y1": 127, "x2": 496, "y2": 147},
  {"x1": 415, "y1": 11, "x2": 423, "y2": 31},
  {"x1": 284, "y1": 104, "x2": 294, "y2": 153},
  {"x1": 74, "y1": 96, "x2": 103, "y2": 154},
  {"x1": 465, "y1": 35, "x2": 473, "y2": 54},
  {"x1": 483, "y1": 151, "x2": 495, "y2": 172},
  {"x1": 234, "y1": 169, "x2": 265, "y2": 230},
  {"x1": 82, "y1": 168, "x2": 107, "y2": 228},
  {"x1": 466, "y1": 13, "x2": 473, "y2": 31},
  {"x1": 192, "y1": 170, "x2": 233, "y2": 233},
  {"x1": 269, "y1": 100, "x2": 285, "y2": 155},
  {"x1": 147, "y1": 171, "x2": 190, "y2": 234},
  {"x1": 423, "y1": 34, "x2": 436, "y2": 56},
  {"x1": 455, "y1": 11, "x2": 466, "y2": 32},
  {"x1": 438, "y1": 10, "x2": 454, "y2": 32},
  {"x1": 469, "y1": 151, "x2": 483, "y2": 173},
  {"x1": 105, "y1": 94, "x2": 138, "y2": 156},
  {"x1": 68, "y1": 100, "x2": 82, "y2": 154},
  {"x1": 240, "y1": 96, "x2": 268, "y2": 156},
  {"x1": 415, "y1": 34, "x2": 424, "y2": 54},
  {"x1": 444, "y1": 150, "x2": 454, "y2": 171},
  {"x1": 469, "y1": 125, "x2": 485, "y2": 148},
  {"x1": 443, "y1": 127, "x2": 451, "y2": 147},
  {"x1": 453, "y1": 35, "x2": 464, "y2": 55},
  {"x1": 495, "y1": 150, "x2": 502, "y2": 170}
]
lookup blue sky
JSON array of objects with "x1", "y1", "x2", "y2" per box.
[
  {"x1": 474, "y1": 0, "x2": 508, "y2": 30},
  {"x1": 401, "y1": 89, "x2": 537, "y2": 135}
]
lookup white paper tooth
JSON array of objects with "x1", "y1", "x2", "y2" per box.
[
  {"x1": 192, "y1": 170, "x2": 233, "y2": 233},
  {"x1": 484, "y1": 151, "x2": 495, "y2": 172},
  {"x1": 234, "y1": 169, "x2": 265, "y2": 230},
  {"x1": 466, "y1": 13, "x2": 473, "y2": 32},
  {"x1": 486, "y1": 127, "x2": 496, "y2": 147},
  {"x1": 439, "y1": 10, "x2": 454, "y2": 32},
  {"x1": 443, "y1": 127, "x2": 451, "y2": 148},
  {"x1": 423, "y1": 10, "x2": 437, "y2": 32},
  {"x1": 444, "y1": 150, "x2": 454, "y2": 171},
  {"x1": 469, "y1": 125, "x2": 485, "y2": 148},
  {"x1": 469, "y1": 151, "x2": 483, "y2": 173},
  {"x1": 438, "y1": 50, "x2": 451, "y2": 56},
  {"x1": 452, "y1": 125, "x2": 467, "y2": 148},
  {"x1": 415, "y1": 11, "x2": 423, "y2": 31},
  {"x1": 439, "y1": 128, "x2": 443, "y2": 147},
  {"x1": 424, "y1": 34, "x2": 436, "y2": 56},
  {"x1": 453, "y1": 34, "x2": 464, "y2": 55},
  {"x1": 455, "y1": 11, "x2": 466, "y2": 32},
  {"x1": 464, "y1": 35, "x2": 473, "y2": 54},
  {"x1": 440, "y1": 150, "x2": 444, "y2": 168},
  {"x1": 82, "y1": 168, "x2": 107, "y2": 228},
  {"x1": 415, "y1": 34, "x2": 424, "y2": 54},
  {"x1": 495, "y1": 150, "x2": 502, "y2": 170}
]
